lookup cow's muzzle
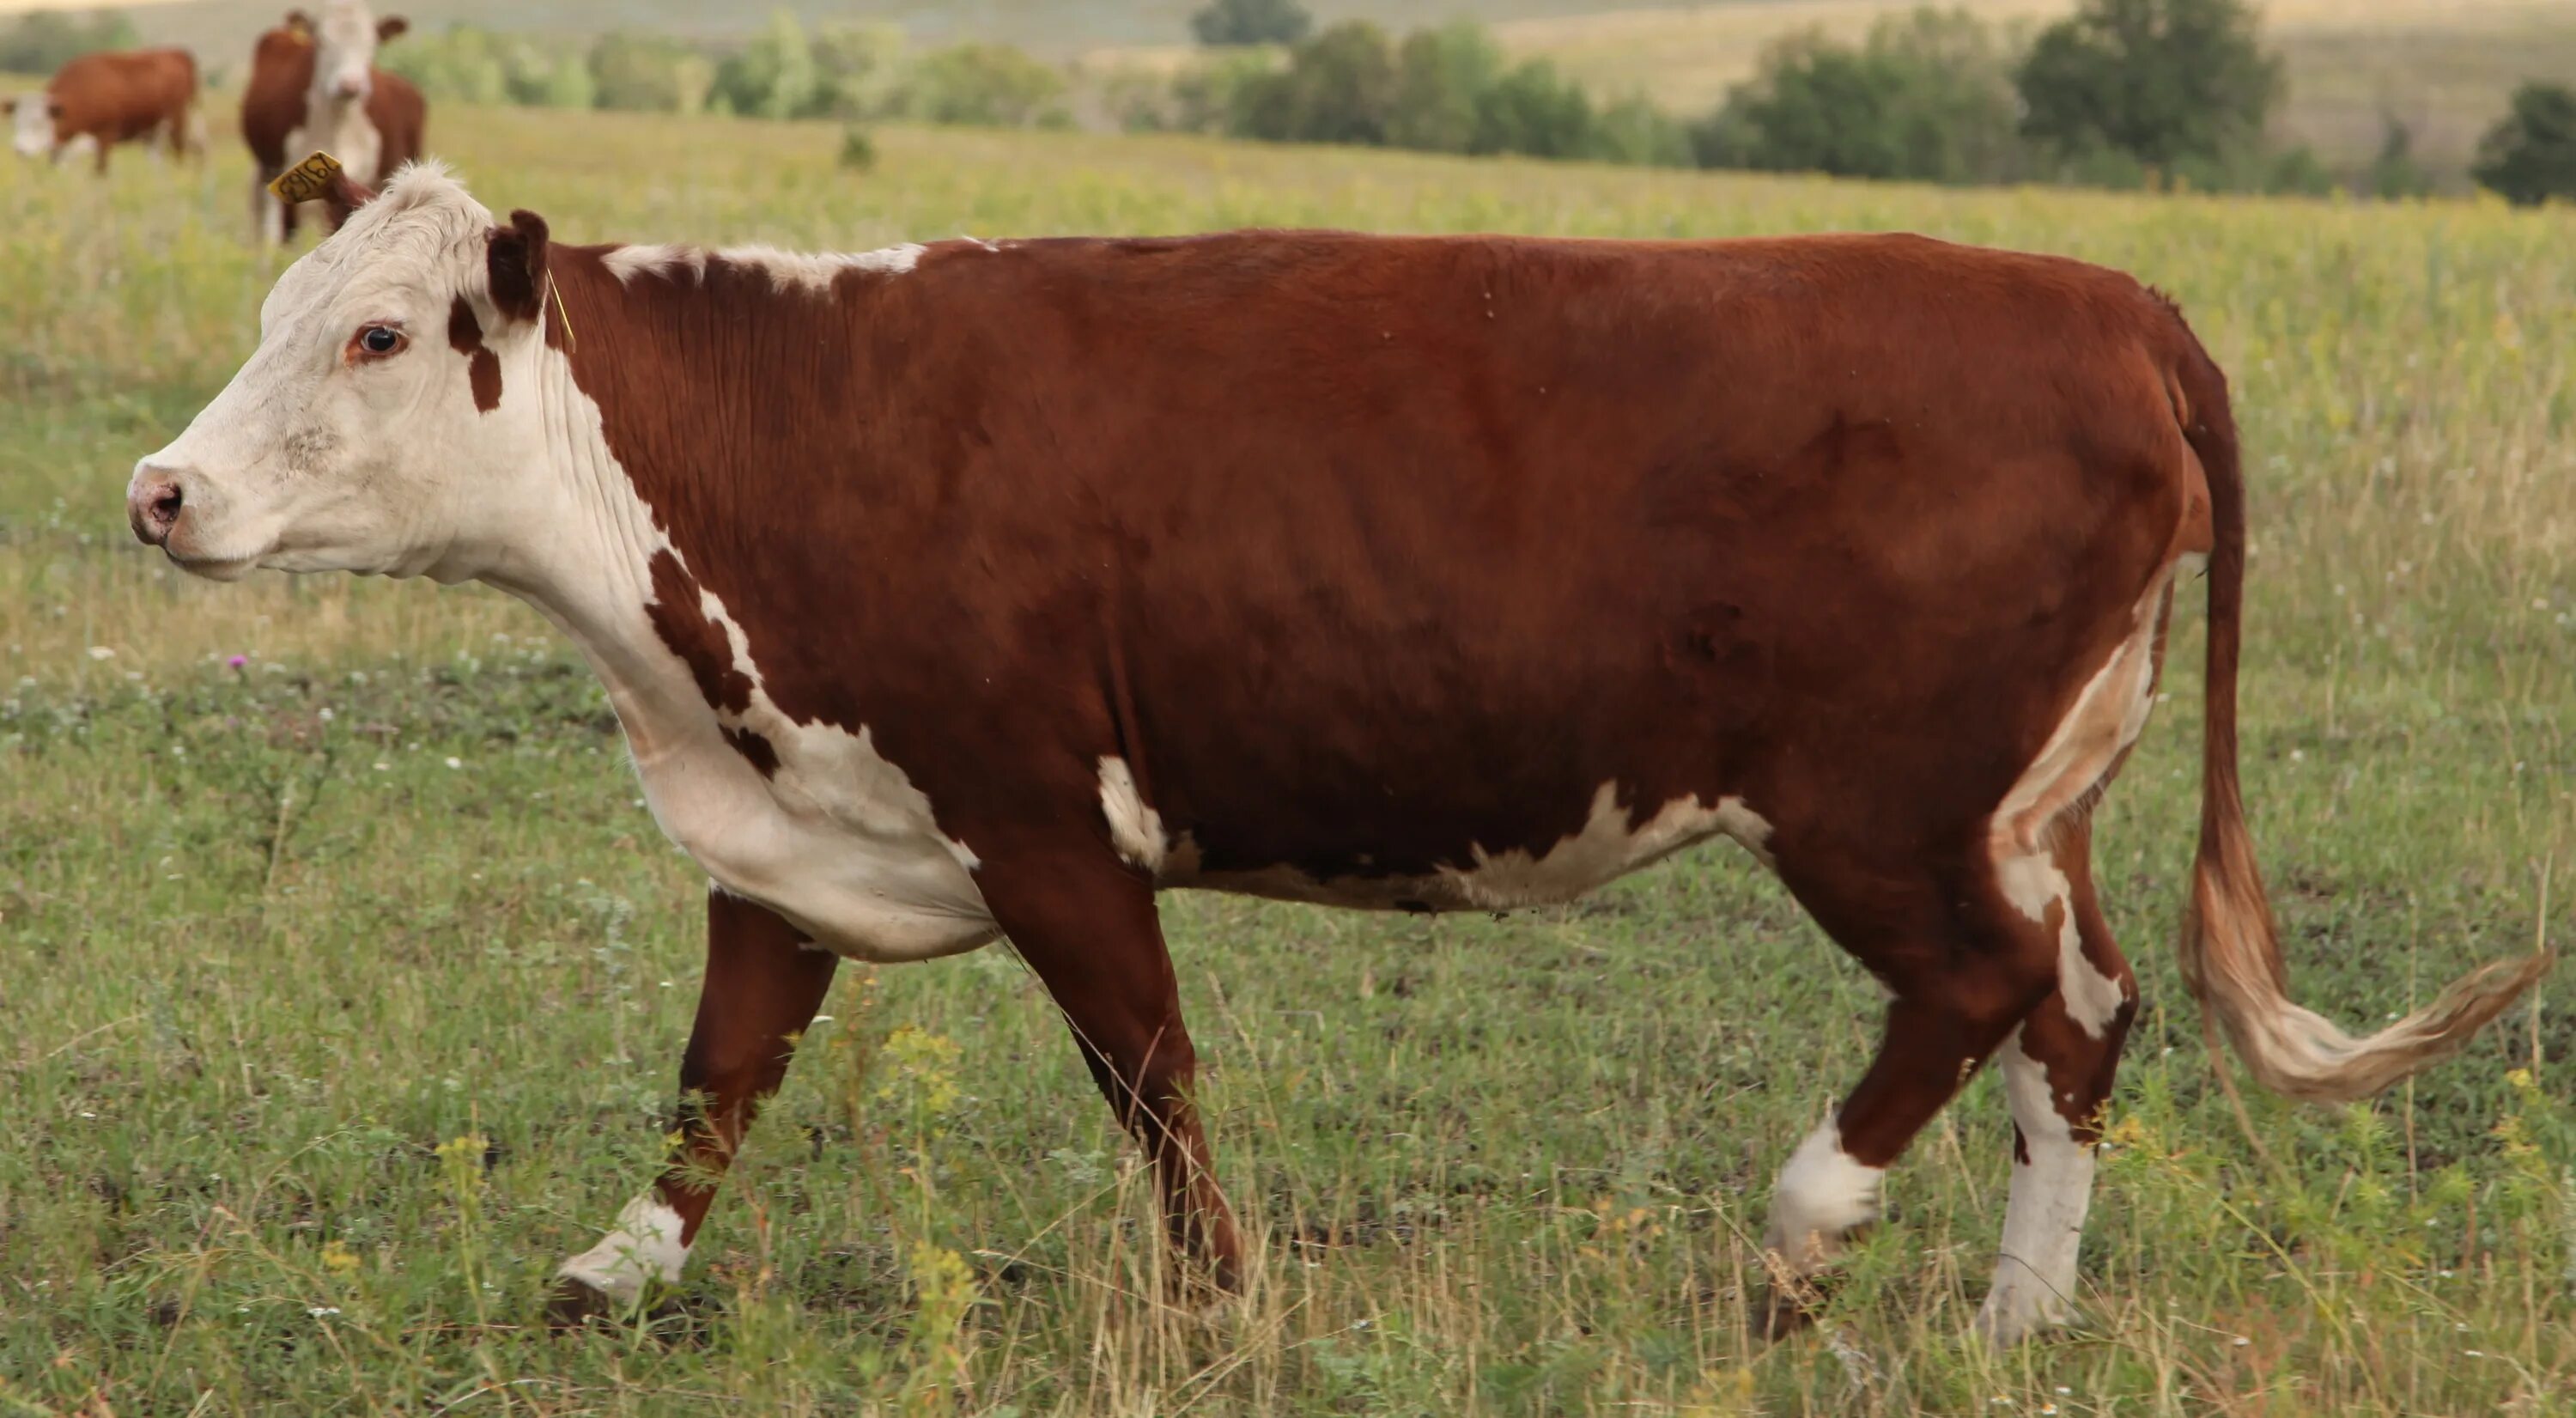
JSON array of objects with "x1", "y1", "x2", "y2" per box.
[{"x1": 127, "y1": 464, "x2": 185, "y2": 546}]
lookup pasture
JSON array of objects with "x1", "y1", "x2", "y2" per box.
[{"x1": 3, "y1": 106, "x2": 2573, "y2": 1415}]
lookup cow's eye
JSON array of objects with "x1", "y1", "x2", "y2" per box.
[{"x1": 351, "y1": 325, "x2": 407, "y2": 360}]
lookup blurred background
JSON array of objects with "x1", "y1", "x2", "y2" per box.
[{"x1": 7, "y1": 0, "x2": 2575, "y2": 199}]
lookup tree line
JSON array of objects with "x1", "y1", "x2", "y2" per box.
[
  {"x1": 1169, "y1": 0, "x2": 2575, "y2": 203},
  {"x1": 4, "y1": 0, "x2": 2570, "y2": 205}
]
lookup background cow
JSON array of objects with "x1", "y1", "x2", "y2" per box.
[
  {"x1": 6, "y1": 47, "x2": 199, "y2": 172},
  {"x1": 240, "y1": 3, "x2": 421, "y2": 243}
]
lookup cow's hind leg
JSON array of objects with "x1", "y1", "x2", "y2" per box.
[
  {"x1": 1978, "y1": 821, "x2": 2137, "y2": 1344},
  {"x1": 1755, "y1": 873, "x2": 2054, "y2": 1336},
  {"x1": 548, "y1": 887, "x2": 837, "y2": 1325},
  {"x1": 975, "y1": 837, "x2": 1243, "y2": 1293}
]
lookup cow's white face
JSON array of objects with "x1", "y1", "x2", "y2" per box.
[
  {"x1": 8, "y1": 95, "x2": 58, "y2": 158},
  {"x1": 312, "y1": 0, "x2": 384, "y2": 102},
  {"x1": 131, "y1": 167, "x2": 544, "y2": 584}
]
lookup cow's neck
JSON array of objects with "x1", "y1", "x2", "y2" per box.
[
  {"x1": 502, "y1": 362, "x2": 656, "y2": 637},
  {"x1": 488, "y1": 302, "x2": 747, "y2": 768},
  {"x1": 301, "y1": 90, "x2": 380, "y2": 182}
]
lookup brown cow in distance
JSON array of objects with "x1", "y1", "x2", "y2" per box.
[
  {"x1": 240, "y1": 1, "x2": 419, "y2": 242},
  {"x1": 7, "y1": 48, "x2": 199, "y2": 172},
  {"x1": 127, "y1": 167, "x2": 2549, "y2": 1344}
]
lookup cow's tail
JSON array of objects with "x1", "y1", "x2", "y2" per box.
[{"x1": 2169, "y1": 332, "x2": 2548, "y2": 1105}]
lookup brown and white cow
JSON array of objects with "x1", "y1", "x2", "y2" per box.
[
  {"x1": 127, "y1": 166, "x2": 2546, "y2": 1343},
  {"x1": 240, "y1": 3, "x2": 420, "y2": 243},
  {"x1": 7, "y1": 47, "x2": 199, "y2": 172}
]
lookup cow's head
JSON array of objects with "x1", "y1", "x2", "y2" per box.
[
  {"x1": 309, "y1": 0, "x2": 408, "y2": 103},
  {"x1": 7, "y1": 94, "x2": 63, "y2": 159},
  {"x1": 130, "y1": 166, "x2": 556, "y2": 583}
]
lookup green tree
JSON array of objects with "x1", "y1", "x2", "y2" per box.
[
  {"x1": 2470, "y1": 82, "x2": 2576, "y2": 207},
  {"x1": 1695, "y1": 33, "x2": 1905, "y2": 178},
  {"x1": 589, "y1": 32, "x2": 707, "y2": 113},
  {"x1": 1191, "y1": 0, "x2": 1310, "y2": 48},
  {"x1": 1230, "y1": 21, "x2": 1397, "y2": 146},
  {"x1": 809, "y1": 23, "x2": 902, "y2": 119},
  {"x1": 377, "y1": 25, "x2": 508, "y2": 107},
  {"x1": 1145, "y1": 48, "x2": 1279, "y2": 133},
  {"x1": 713, "y1": 9, "x2": 818, "y2": 121},
  {"x1": 0, "y1": 9, "x2": 138, "y2": 76},
  {"x1": 1692, "y1": 10, "x2": 2024, "y2": 183},
  {"x1": 2015, "y1": 0, "x2": 2281, "y2": 172},
  {"x1": 1388, "y1": 21, "x2": 1500, "y2": 154},
  {"x1": 2366, "y1": 114, "x2": 2430, "y2": 200},
  {"x1": 1867, "y1": 8, "x2": 2025, "y2": 184},
  {"x1": 1591, "y1": 93, "x2": 1693, "y2": 167},
  {"x1": 892, "y1": 42, "x2": 1069, "y2": 129},
  {"x1": 1473, "y1": 58, "x2": 1595, "y2": 160},
  {"x1": 538, "y1": 52, "x2": 594, "y2": 110}
]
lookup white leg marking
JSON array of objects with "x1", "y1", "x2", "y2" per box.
[
  {"x1": 1989, "y1": 570, "x2": 2170, "y2": 1037},
  {"x1": 556, "y1": 1194, "x2": 690, "y2": 1304},
  {"x1": 1977, "y1": 1031, "x2": 2096, "y2": 1343},
  {"x1": 1763, "y1": 1117, "x2": 1884, "y2": 1273},
  {"x1": 1097, "y1": 755, "x2": 1169, "y2": 873},
  {"x1": 1995, "y1": 852, "x2": 2128, "y2": 1038}
]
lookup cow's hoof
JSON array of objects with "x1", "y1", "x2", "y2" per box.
[{"x1": 544, "y1": 1276, "x2": 619, "y2": 1330}]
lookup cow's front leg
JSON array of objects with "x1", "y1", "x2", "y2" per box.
[
  {"x1": 977, "y1": 833, "x2": 1243, "y2": 1293},
  {"x1": 548, "y1": 886, "x2": 837, "y2": 1325}
]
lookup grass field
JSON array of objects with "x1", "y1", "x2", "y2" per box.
[{"x1": 3, "y1": 107, "x2": 2573, "y2": 1415}]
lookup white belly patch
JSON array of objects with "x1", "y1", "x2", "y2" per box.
[{"x1": 1102, "y1": 762, "x2": 1775, "y2": 911}]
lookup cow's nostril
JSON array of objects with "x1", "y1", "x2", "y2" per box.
[{"x1": 129, "y1": 472, "x2": 186, "y2": 546}]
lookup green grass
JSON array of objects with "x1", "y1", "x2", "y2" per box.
[{"x1": 3, "y1": 107, "x2": 2573, "y2": 1415}]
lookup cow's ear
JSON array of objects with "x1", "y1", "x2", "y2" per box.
[
  {"x1": 1, "y1": 98, "x2": 14, "y2": 116},
  {"x1": 487, "y1": 209, "x2": 551, "y2": 327},
  {"x1": 376, "y1": 15, "x2": 409, "y2": 42},
  {"x1": 328, "y1": 166, "x2": 377, "y2": 211},
  {"x1": 284, "y1": 9, "x2": 313, "y2": 31}
]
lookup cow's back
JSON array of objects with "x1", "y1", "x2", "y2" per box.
[{"x1": 48, "y1": 48, "x2": 194, "y2": 141}]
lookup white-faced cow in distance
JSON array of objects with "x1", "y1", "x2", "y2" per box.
[
  {"x1": 129, "y1": 164, "x2": 2548, "y2": 1343},
  {"x1": 240, "y1": 3, "x2": 421, "y2": 243},
  {"x1": 8, "y1": 48, "x2": 200, "y2": 172}
]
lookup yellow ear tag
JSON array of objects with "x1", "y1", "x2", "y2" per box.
[{"x1": 269, "y1": 150, "x2": 342, "y2": 204}]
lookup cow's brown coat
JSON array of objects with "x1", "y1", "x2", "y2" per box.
[
  {"x1": 9, "y1": 48, "x2": 197, "y2": 172},
  {"x1": 158, "y1": 192, "x2": 2531, "y2": 1331},
  {"x1": 477, "y1": 221, "x2": 2542, "y2": 1329}
]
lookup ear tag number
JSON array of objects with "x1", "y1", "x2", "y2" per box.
[{"x1": 270, "y1": 150, "x2": 343, "y2": 204}]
